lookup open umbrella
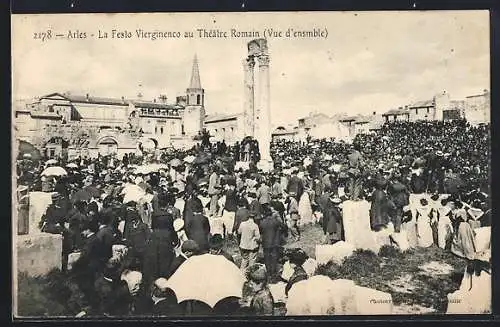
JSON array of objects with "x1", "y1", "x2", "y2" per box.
[
  {"x1": 167, "y1": 254, "x2": 245, "y2": 308},
  {"x1": 286, "y1": 275, "x2": 352, "y2": 315},
  {"x1": 46, "y1": 159, "x2": 58, "y2": 165},
  {"x1": 121, "y1": 184, "x2": 146, "y2": 204},
  {"x1": 41, "y1": 166, "x2": 67, "y2": 176},
  {"x1": 169, "y1": 158, "x2": 182, "y2": 167},
  {"x1": 66, "y1": 163, "x2": 79, "y2": 169},
  {"x1": 183, "y1": 155, "x2": 196, "y2": 164}
]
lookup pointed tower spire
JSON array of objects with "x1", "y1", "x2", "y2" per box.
[{"x1": 189, "y1": 54, "x2": 202, "y2": 89}]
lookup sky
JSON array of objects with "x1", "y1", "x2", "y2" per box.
[{"x1": 12, "y1": 11, "x2": 489, "y2": 126}]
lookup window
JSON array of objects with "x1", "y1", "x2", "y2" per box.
[
  {"x1": 155, "y1": 127, "x2": 158, "y2": 134},
  {"x1": 197, "y1": 94, "x2": 201, "y2": 105},
  {"x1": 160, "y1": 127, "x2": 164, "y2": 134},
  {"x1": 49, "y1": 107, "x2": 54, "y2": 113},
  {"x1": 427, "y1": 107, "x2": 430, "y2": 114}
]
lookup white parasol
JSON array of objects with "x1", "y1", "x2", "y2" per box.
[
  {"x1": 121, "y1": 184, "x2": 146, "y2": 203},
  {"x1": 66, "y1": 163, "x2": 79, "y2": 169},
  {"x1": 183, "y1": 155, "x2": 196, "y2": 164},
  {"x1": 167, "y1": 254, "x2": 245, "y2": 308},
  {"x1": 41, "y1": 166, "x2": 67, "y2": 176}
]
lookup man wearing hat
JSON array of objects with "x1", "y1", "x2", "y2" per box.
[
  {"x1": 387, "y1": 171, "x2": 410, "y2": 233},
  {"x1": 40, "y1": 192, "x2": 67, "y2": 234},
  {"x1": 284, "y1": 249, "x2": 309, "y2": 296},
  {"x1": 247, "y1": 192, "x2": 262, "y2": 221},
  {"x1": 322, "y1": 195, "x2": 343, "y2": 244},
  {"x1": 149, "y1": 278, "x2": 182, "y2": 316},
  {"x1": 233, "y1": 198, "x2": 250, "y2": 235},
  {"x1": 241, "y1": 264, "x2": 274, "y2": 316},
  {"x1": 169, "y1": 240, "x2": 200, "y2": 277},
  {"x1": 369, "y1": 177, "x2": 390, "y2": 232},
  {"x1": 286, "y1": 192, "x2": 301, "y2": 241},
  {"x1": 286, "y1": 169, "x2": 304, "y2": 201},
  {"x1": 185, "y1": 200, "x2": 211, "y2": 253},
  {"x1": 208, "y1": 166, "x2": 221, "y2": 218},
  {"x1": 259, "y1": 204, "x2": 287, "y2": 282},
  {"x1": 237, "y1": 211, "x2": 261, "y2": 273}
]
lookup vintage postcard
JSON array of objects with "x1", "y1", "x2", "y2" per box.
[{"x1": 12, "y1": 11, "x2": 491, "y2": 318}]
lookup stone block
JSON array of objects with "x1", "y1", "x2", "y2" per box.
[
  {"x1": 315, "y1": 242, "x2": 355, "y2": 265},
  {"x1": 16, "y1": 233, "x2": 62, "y2": 276},
  {"x1": 353, "y1": 286, "x2": 393, "y2": 314},
  {"x1": 390, "y1": 231, "x2": 410, "y2": 251},
  {"x1": 329, "y1": 279, "x2": 357, "y2": 315},
  {"x1": 446, "y1": 268, "x2": 491, "y2": 314},
  {"x1": 474, "y1": 227, "x2": 490, "y2": 253},
  {"x1": 28, "y1": 192, "x2": 53, "y2": 235}
]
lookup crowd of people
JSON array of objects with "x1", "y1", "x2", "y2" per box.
[{"x1": 15, "y1": 118, "x2": 491, "y2": 316}]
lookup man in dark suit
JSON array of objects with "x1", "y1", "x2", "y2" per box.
[
  {"x1": 248, "y1": 192, "x2": 262, "y2": 221},
  {"x1": 185, "y1": 201, "x2": 211, "y2": 253},
  {"x1": 287, "y1": 170, "x2": 304, "y2": 201},
  {"x1": 72, "y1": 219, "x2": 101, "y2": 313},
  {"x1": 232, "y1": 198, "x2": 250, "y2": 235},
  {"x1": 96, "y1": 212, "x2": 115, "y2": 266},
  {"x1": 258, "y1": 205, "x2": 287, "y2": 283}
]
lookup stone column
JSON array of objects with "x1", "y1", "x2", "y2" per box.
[
  {"x1": 256, "y1": 54, "x2": 273, "y2": 171},
  {"x1": 243, "y1": 56, "x2": 255, "y2": 138}
]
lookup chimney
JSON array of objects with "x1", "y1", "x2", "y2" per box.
[
  {"x1": 86, "y1": 93, "x2": 90, "y2": 101},
  {"x1": 121, "y1": 96, "x2": 125, "y2": 103},
  {"x1": 373, "y1": 111, "x2": 376, "y2": 116},
  {"x1": 398, "y1": 106, "x2": 403, "y2": 110}
]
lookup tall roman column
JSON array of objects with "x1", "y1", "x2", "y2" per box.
[
  {"x1": 243, "y1": 56, "x2": 255, "y2": 138},
  {"x1": 256, "y1": 54, "x2": 273, "y2": 171}
]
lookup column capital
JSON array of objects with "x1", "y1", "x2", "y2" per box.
[
  {"x1": 244, "y1": 56, "x2": 255, "y2": 68},
  {"x1": 257, "y1": 54, "x2": 270, "y2": 67}
]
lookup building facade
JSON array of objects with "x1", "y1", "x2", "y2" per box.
[
  {"x1": 463, "y1": 89, "x2": 490, "y2": 125},
  {"x1": 14, "y1": 56, "x2": 206, "y2": 158},
  {"x1": 203, "y1": 113, "x2": 245, "y2": 145}
]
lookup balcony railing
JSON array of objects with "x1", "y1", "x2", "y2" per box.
[{"x1": 138, "y1": 108, "x2": 181, "y2": 117}]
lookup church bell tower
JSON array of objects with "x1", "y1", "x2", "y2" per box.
[{"x1": 183, "y1": 54, "x2": 205, "y2": 137}]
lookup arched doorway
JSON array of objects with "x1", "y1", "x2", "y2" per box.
[{"x1": 97, "y1": 137, "x2": 118, "y2": 156}]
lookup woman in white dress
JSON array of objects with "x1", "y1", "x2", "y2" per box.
[{"x1": 415, "y1": 198, "x2": 434, "y2": 248}]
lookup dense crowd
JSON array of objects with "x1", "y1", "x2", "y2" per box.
[{"x1": 15, "y1": 119, "x2": 491, "y2": 316}]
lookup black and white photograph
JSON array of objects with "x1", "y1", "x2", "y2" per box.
[{"x1": 11, "y1": 11, "x2": 491, "y2": 317}]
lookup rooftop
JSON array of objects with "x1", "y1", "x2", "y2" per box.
[
  {"x1": 410, "y1": 99, "x2": 434, "y2": 108},
  {"x1": 38, "y1": 92, "x2": 183, "y2": 109},
  {"x1": 205, "y1": 112, "x2": 241, "y2": 123},
  {"x1": 383, "y1": 108, "x2": 409, "y2": 116}
]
